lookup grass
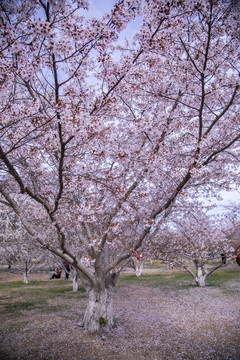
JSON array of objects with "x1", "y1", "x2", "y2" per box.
[
  {"x1": 0, "y1": 265, "x2": 239, "y2": 360},
  {"x1": 206, "y1": 267, "x2": 240, "y2": 287},
  {"x1": 120, "y1": 270, "x2": 192, "y2": 288},
  {"x1": 0, "y1": 276, "x2": 87, "y2": 321},
  {"x1": 118, "y1": 265, "x2": 240, "y2": 293},
  {"x1": 119, "y1": 272, "x2": 192, "y2": 288},
  {"x1": 0, "y1": 280, "x2": 31, "y2": 290},
  {"x1": 1, "y1": 266, "x2": 237, "y2": 318}
]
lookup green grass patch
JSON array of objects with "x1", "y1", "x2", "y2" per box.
[
  {"x1": 206, "y1": 267, "x2": 240, "y2": 287},
  {"x1": 1, "y1": 300, "x2": 65, "y2": 317},
  {"x1": 0, "y1": 280, "x2": 64, "y2": 290},
  {"x1": 47, "y1": 285, "x2": 73, "y2": 293},
  {"x1": 118, "y1": 271, "x2": 194, "y2": 288},
  {"x1": 0, "y1": 278, "x2": 86, "y2": 319},
  {"x1": 0, "y1": 281, "x2": 30, "y2": 290},
  {"x1": 0, "y1": 279, "x2": 85, "y2": 293},
  {"x1": 1, "y1": 297, "x2": 45, "y2": 317},
  {"x1": 119, "y1": 266, "x2": 240, "y2": 289},
  {"x1": 4, "y1": 301, "x2": 36, "y2": 313},
  {"x1": 0, "y1": 289, "x2": 71, "y2": 317}
]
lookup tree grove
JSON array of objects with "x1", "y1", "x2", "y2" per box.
[{"x1": 0, "y1": 0, "x2": 239, "y2": 331}]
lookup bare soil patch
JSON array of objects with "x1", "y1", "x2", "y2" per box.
[{"x1": 0, "y1": 266, "x2": 239, "y2": 360}]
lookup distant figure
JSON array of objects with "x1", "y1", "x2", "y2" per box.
[
  {"x1": 63, "y1": 261, "x2": 70, "y2": 280},
  {"x1": 236, "y1": 251, "x2": 240, "y2": 266},
  {"x1": 50, "y1": 268, "x2": 62, "y2": 279},
  {"x1": 221, "y1": 253, "x2": 226, "y2": 264}
]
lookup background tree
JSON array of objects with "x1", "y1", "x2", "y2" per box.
[
  {"x1": 221, "y1": 204, "x2": 240, "y2": 253},
  {"x1": 149, "y1": 204, "x2": 235, "y2": 287},
  {"x1": 0, "y1": 205, "x2": 47, "y2": 283},
  {"x1": 0, "y1": 0, "x2": 240, "y2": 331}
]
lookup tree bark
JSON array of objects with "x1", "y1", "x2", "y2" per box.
[
  {"x1": 195, "y1": 266, "x2": 206, "y2": 287},
  {"x1": 23, "y1": 272, "x2": 30, "y2": 284},
  {"x1": 72, "y1": 275, "x2": 79, "y2": 292},
  {"x1": 82, "y1": 285, "x2": 114, "y2": 332}
]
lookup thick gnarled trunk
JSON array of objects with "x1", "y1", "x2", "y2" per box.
[{"x1": 82, "y1": 285, "x2": 114, "y2": 332}]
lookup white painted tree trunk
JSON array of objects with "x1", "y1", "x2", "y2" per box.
[
  {"x1": 82, "y1": 286, "x2": 114, "y2": 332},
  {"x1": 72, "y1": 275, "x2": 79, "y2": 292},
  {"x1": 195, "y1": 266, "x2": 206, "y2": 287},
  {"x1": 135, "y1": 262, "x2": 144, "y2": 277},
  {"x1": 23, "y1": 272, "x2": 30, "y2": 284}
]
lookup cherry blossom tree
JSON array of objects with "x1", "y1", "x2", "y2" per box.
[
  {"x1": 0, "y1": 0, "x2": 240, "y2": 331},
  {"x1": 2, "y1": 242, "x2": 46, "y2": 283},
  {"x1": 149, "y1": 204, "x2": 235, "y2": 287},
  {"x1": 0, "y1": 205, "x2": 47, "y2": 283},
  {"x1": 221, "y1": 204, "x2": 240, "y2": 251}
]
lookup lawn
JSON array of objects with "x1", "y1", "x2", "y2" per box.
[{"x1": 0, "y1": 265, "x2": 239, "y2": 360}]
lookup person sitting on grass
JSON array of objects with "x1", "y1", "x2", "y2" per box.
[{"x1": 50, "y1": 268, "x2": 62, "y2": 279}]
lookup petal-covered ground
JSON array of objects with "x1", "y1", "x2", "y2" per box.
[{"x1": 0, "y1": 267, "x2": 239, "y2": 360}]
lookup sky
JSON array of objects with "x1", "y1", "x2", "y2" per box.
[
  {"x1": 210, "y1": 189, "x2": 240, "y2": 214},
  {"x1": 88, "y1": 0, "x2": 113, "y2": 16},
  {"x1": 83, "y1": 0, "x2": 142, "y2": 44}
]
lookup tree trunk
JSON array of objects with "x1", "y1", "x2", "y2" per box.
[
  {"x1": 135, "y1": 262, "x2": 144, "y2": 277},
  {"x1": 195, "y1": 266, "x2": 206, "y2": 287},
  {"x1": 72, "y1": 275, "x2": 79, "y2": 292},
  {"x1": 23, "y1": 272, "x2": 30, "y2": 284},
  {"x1": 82, "y1": 285, "x2": 114, "y2": 332}
]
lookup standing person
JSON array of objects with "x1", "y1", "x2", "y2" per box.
[
  {"x1": 63, "y1": 261, "x2": 70, "y2": 280},
  {"x1": 221, "y1": 253, "x2": 226, "y2": 264},
  {"x1": 236, "y1": 251, "x2": 240, "y2": 266}
]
